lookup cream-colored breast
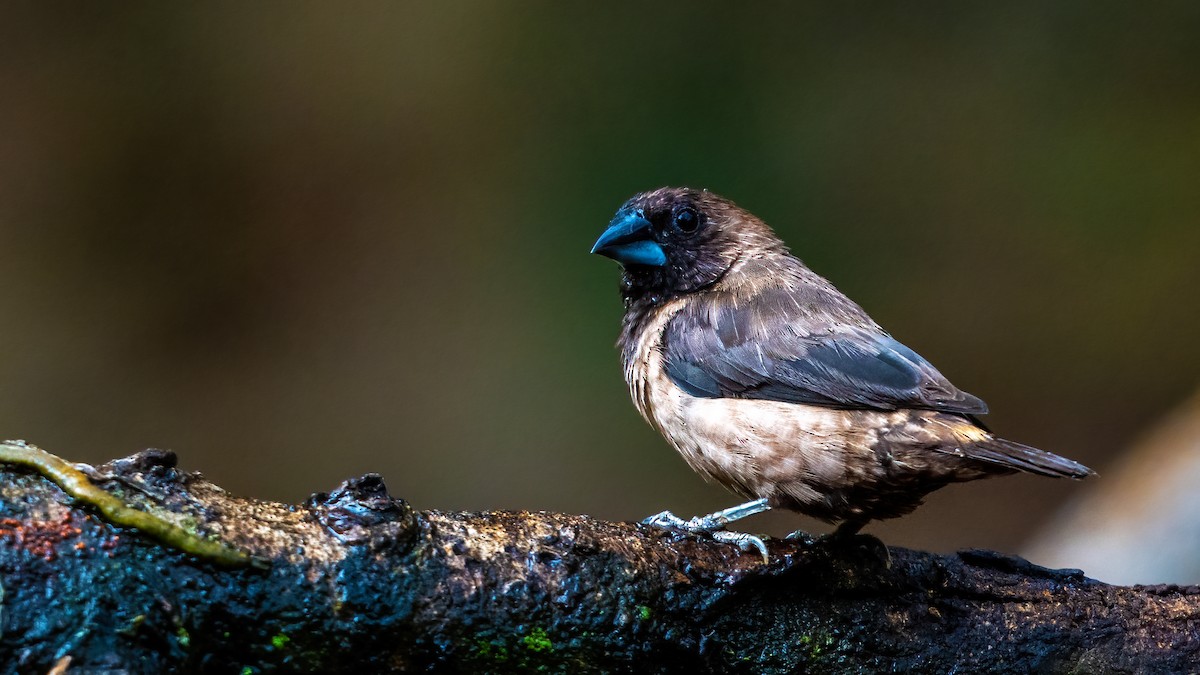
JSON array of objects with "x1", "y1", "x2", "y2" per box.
[{"x1": 624, "y1": 301, "x2": 879, "y2": 499}]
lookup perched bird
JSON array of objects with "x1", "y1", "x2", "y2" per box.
[{"x1": 591, "y1": 187, "x2": 1093, "y2": 557}]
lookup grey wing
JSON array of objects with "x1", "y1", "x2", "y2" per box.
[{"x1": 662, "y1": 289, "x2": 988, "y2": 415}]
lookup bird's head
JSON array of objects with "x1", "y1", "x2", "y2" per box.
[{"x1": 591, "y1": 187, "x2": 785, "y2": 305}]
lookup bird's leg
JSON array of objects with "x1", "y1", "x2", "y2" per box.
[
  {"x1": 832, "y1": 519, "x2": 866, "y2": 538},
  {"x1": 643, "y1": 498, "x2": 771, "y2": 531},
  {"x1": 783, "y1": 518, "x2": 868, "y2": 544},
  {"x1": 643, "y1": 498, "x2": 772, "y2": 562},
  {"x1": 819, "y1": 518, "x2": 890, "y2": 566}
]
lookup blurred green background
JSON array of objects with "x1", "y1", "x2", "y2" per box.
[{"x1": 1, "y1": 3, "x2": 1197, "y2": 556}]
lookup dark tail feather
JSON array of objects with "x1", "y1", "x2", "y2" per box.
[{"x1": 963, "y1": 437, "x2": 1094, "y2": 479}]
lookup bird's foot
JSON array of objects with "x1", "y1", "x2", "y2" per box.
[
  {"x1": 642, "y1": 510, "x2": 770, "y2": 563},
  {"x1": 708, "y1": 530, "x2": 770, "y2": 562},
  {"x1": 642, "y1": 509, "x2": 692, "y2": 530},
  {"x1": 784, "y1": 529, "x2": 818, "y2": 546},
  {"x1": 817, "y1": 530, "x2": 891, "y2": 568}
]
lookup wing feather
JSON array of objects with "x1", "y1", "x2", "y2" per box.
[{"x1": 663, "y1": 286, "x2": 988, "y2": 414}]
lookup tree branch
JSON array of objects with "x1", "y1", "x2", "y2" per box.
[{"x1": 0, "y1": 443, "x2": 1196, "y2": 673}]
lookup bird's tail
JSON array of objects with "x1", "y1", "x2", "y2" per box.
[{"x1": 961, "y1": 436, "x2": 1094, "y2": 479}]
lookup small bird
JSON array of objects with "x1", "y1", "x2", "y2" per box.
[{"x1": 591, "y1": 187, "x2": 1093, "y2": 557}]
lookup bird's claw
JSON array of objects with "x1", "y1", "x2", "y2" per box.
[
  {"x1": 642, "y1": 510, "x2": 691, "y2": 530},
  {"x1": 641, "y1": 509, "x2": 729, "y2": 532},
  {"x1": 784, "y1": 529, "x2": 817, "y2": 546},
  {"x1": 709, "y1": 530, "x2": 770, "y2": 563},
  {"x1": 642, "y1": 510, "x2": 770, "y2": 563}
]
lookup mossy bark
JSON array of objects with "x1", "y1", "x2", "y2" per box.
[{"x1": 1, "y1": 447, "x2": 1198, "y2": 673}]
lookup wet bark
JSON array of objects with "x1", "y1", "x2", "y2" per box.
[{"x1": 1, "y1": 447, "x2": 1198, "y2": 674}]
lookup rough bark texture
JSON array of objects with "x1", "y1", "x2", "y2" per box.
[{"x1": 1, "y1": 448, "x2": 1198, "y2": 674}]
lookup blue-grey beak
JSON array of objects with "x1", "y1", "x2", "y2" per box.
[{"x1": 590, "y1": 212, "x2": 667, "y2": 267}]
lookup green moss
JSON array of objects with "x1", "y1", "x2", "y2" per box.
[
  {"x1": 118, "y1": 615, "x2": 146, "y2": 637},
  {"x1": 475, "y1": 639, "x2": 510, "y2": 663},
  {"x1": 241, "y1": 668, "x2": 254, "y2": 675},
  {"x1": 176, "y1": 627, "x2": 191, "y2": 649},
  {"x1": 798, "y1": 631, "x2": 838, "y2": 660},
  {"x1": 637, "y1": 605, "x2": 652, "y2": 621},
  {"x1": 271, "y1": 633, "x2": 290, "y2": 650},
  {"x1": 522, "y1": 627, "x2": 553, "y2": 653}
]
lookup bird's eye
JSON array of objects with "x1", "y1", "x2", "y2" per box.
[{"x1": 672, "y1": 207, "x2": 700, "y2": 234}]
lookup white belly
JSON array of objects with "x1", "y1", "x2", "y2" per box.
[{"x1": 623, "y1": 301, "x2": 880, "y2": 501}]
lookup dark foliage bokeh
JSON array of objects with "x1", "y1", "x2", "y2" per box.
[{"x1": 2, "y1": 3, "x2": 1197, "y2": 554}]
